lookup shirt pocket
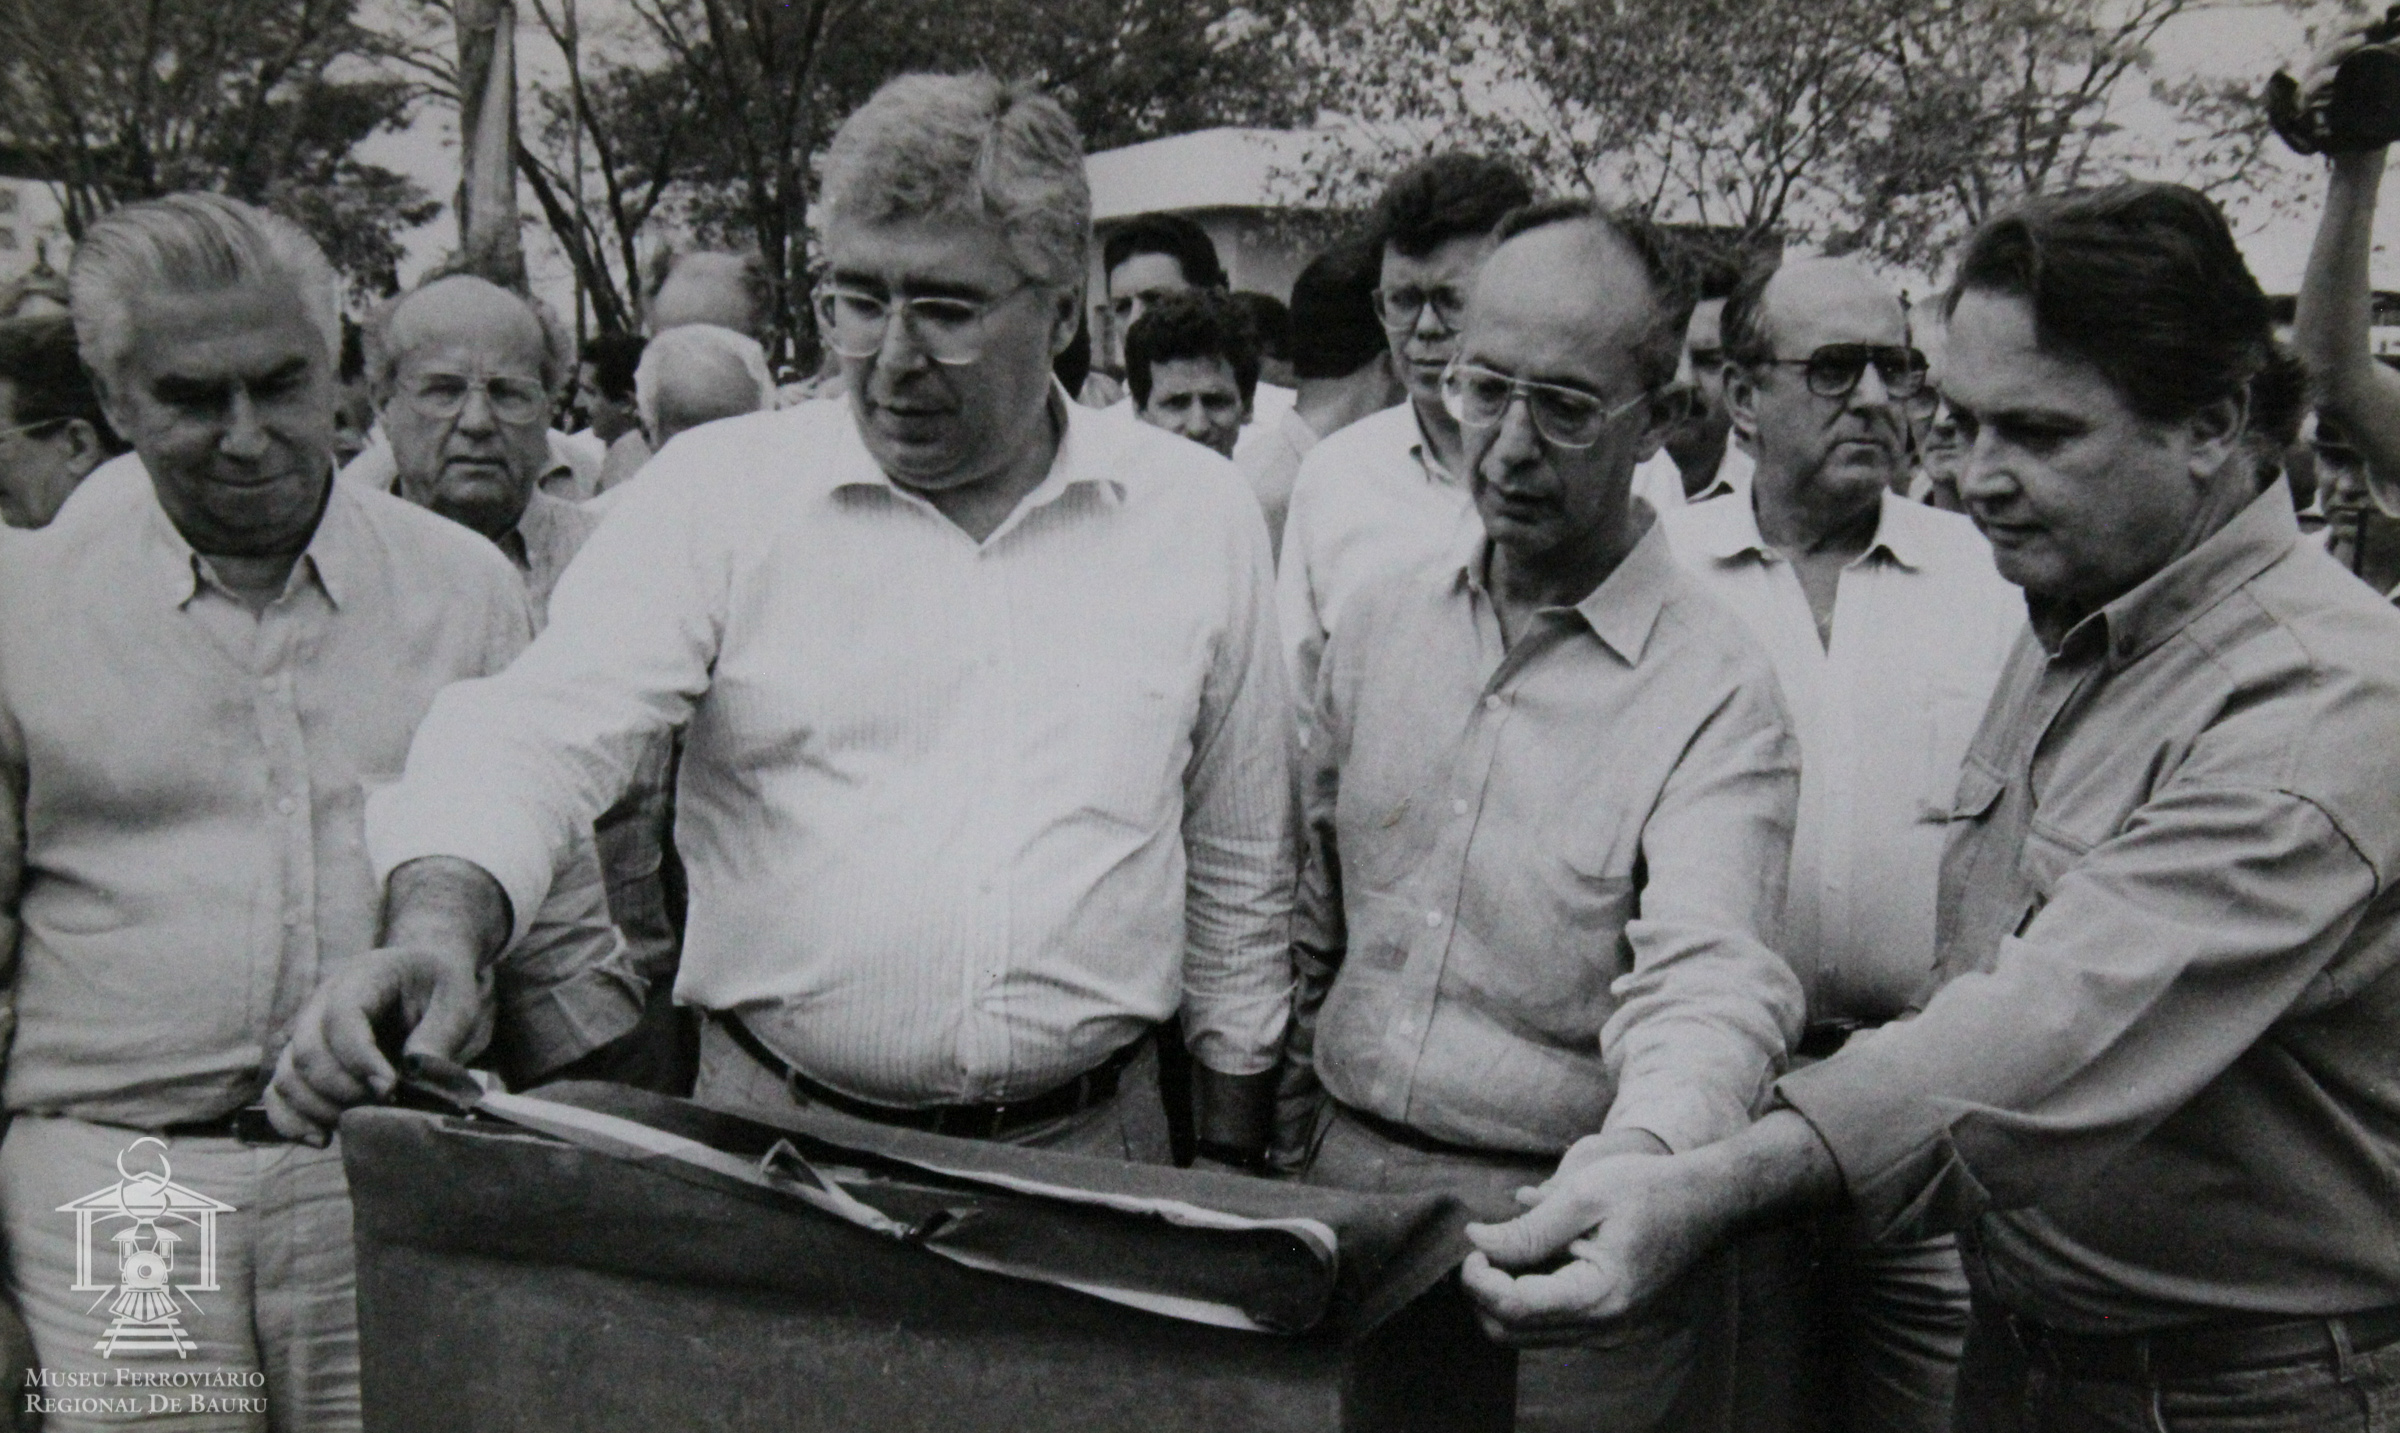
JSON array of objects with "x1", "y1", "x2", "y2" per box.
[
  {"x1": 1916, "y1": 675, "x2": 1999, "y2": 823},
  {"x1": 1941, "y1": 756, "x2": 2007, "y2": 827},
  {"x1": 2011, "y1": 819, "x2": 2089, "y2": 935}
]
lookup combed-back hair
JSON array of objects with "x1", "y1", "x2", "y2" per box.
[
  {"x1": 68, "y1": 192, "x2": 339, "y2": 384},
  {"x1": 1370, "y1": 153, "x2": 1534, "y2": 261},
  {"x1": 1718, "y1": 258, "x2": 1785, "y2": 371},
  {"x1": 0, "y1": 314, "x2": 119, "y2": 451},
  {"x1": 1490, "y1": 198, "x2": 1696, "y2": 392},
  {"x1": 822, "y1": 73, "x2": 1090, "y2": 290},
  {"x1": 1288, "y1": 238, "x2": 1387, "y2": 380},
  {"x1": 1125, "y1": 289, "x2": 1260, "y2": 409},
  {"x1": 1942, "y1": 182, "x2": 2274, "y2": 426},
  {"x1": 1102, "y1": 213, "x2": 1227, "y2": 291}
]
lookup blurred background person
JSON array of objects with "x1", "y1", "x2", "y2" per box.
[
  {"x1": 1125, "y1": 288, "x2": 1258, "y2": 461},
  {"x1": 578, "y1": 330, "x2": 652, "y2": 496},
  {"x1": 1237, "y1": 240, "x2": 1402, "y2": 559},
  {"x1": 0, "y1": 313, "x2": 121, "y2": 528},
  {"x1": 631, "y1": 322, "x2": 775, "y2": 451},
  {"x1": 1632, "y1": 241, "x2": 1754, "y2": 515}
]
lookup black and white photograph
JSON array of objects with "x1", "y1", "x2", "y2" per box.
[{"x1": 0, "y1": 0, "x2": 2397, "y2": 1429}]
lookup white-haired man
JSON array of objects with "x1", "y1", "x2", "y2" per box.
[
  {"x1": 271, "y1": 75, "x2": 1293, "y2": 1174},
  {"x1": 0, "y1": 193, "x2": 610, "y2": 1429},
  {"x1": 634, "y1": 322, "x2": 776, "y2": 449}
]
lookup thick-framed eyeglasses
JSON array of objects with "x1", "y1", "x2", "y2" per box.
[
  {"x1": 1758, "y1": 344, "x2": 1932, "y2": 404},
  {"x1": 1441, "y1": 362, "x2": 1652, "y2": 450},
  {"x1": 1372, "y1": 284, "x2": 1471, "y2": 334},
  {"x1": 814, "y1": 280, "x2": 1039, "y2": 366},
  {"x1": 401, "y1": 370, "x2": 549, "y2": 425}
]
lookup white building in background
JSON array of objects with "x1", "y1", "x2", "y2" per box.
[{"x1": 0, "y1": 178, "x2": 69, "y2": 287}]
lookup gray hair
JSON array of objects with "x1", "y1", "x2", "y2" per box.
[
  {"x1": 635, "y1": 322, "x2": 775, "y2": 442},
  {"x1": 821, "y1": 73, "x2": 1091, "y2": 290},
  {"x1": 362, "y1": 270, "x2": 575, "y2": 401},
  {"x1": 68, "y1": 193, "x2": 340, "y2": 386}
]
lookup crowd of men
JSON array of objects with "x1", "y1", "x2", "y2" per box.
[{"x1": 2, "y1": 24, "x2": 2400, "y2": 1433}]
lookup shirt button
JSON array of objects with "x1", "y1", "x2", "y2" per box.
[
  {"x1": 275, "y1": 796, "x2": 298, "y2": 815},
  {"x1": 1451, "y1": 798, "x2": 1469, "y2": 816},
  {"x1": 1483, "y1": 694, "x2": 1503, "y2": 712},
  {"x1": 1424, "y1": 910, "x2": 1443, "y2": 927}
]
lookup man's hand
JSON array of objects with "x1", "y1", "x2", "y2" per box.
[
  {"x1": 264, "y1": 856, "x2": 512, "y2": 1144},
  {"x1": 1458, "y1": 1110, "x2": 1841, "y2": 1346},
  {"x1": 265, "y1": 944, "x2": 490, "y2": 1143}
]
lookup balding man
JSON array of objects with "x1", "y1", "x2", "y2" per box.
[
  {"x1": 0, "y1": 193, "x2": 602, "y2": 1429},
  {"x1": 649, "y1": 251, "x2": 771, "y2": 342},
  {"x1": 1655, "y1": 256, "x2": 2024, "y2": 1433},
  {"x1": 273, "y1": 75, "x2": 1291, "y2": 1177},
  {"x1": 1285, "y1": 198, "x2": 1802, "y2": 1432},
  {"x1": 634, "y1": 323, "x2": 775, "y2": 449},
  {"x1": 371, "y1": 272, "x2": 666, "y2": 1081}
]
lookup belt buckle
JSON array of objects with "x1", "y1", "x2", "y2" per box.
[{"x1": 231, "y1": 1106, "x2": 283, "y2": 1145}]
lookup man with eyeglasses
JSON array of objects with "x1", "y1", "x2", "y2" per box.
[
  {"x1": 1655, "y1": 256, "x2": 2025, "y2": 1432},
  {"x1": 367, "y1": 271, "x2": 670, "y2": 1091},
  {"x1": 1277, "y1": 153, "x2": 1532, "y2": 725},
  {"x1": 1281, "y1": 198, "x2": 1803, "y2": 1432},
  {"x1": 271, "y1": 75, "x2": 1292, "y2": 1179},
  {"x1": 0, "y1": 313, "x2": 121, "y2": 529}
]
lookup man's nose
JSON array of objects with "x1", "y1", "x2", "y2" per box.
[
  {"x1": 1412, "y1": 297, "x2": 1451, "y2": 340},
  {"x1": 454, "y1": 382, "x2": 501, "y2": 434},
  {"x1": 1848, "y1": 360, "x2": 1896, "y2": 413},
  {"x1": 1956, "y1": 430, "x2": 2016, "y2": 504},
  {"x1": 221, "y1": 388, "x2": 269, "y2": 459},
  {"x1": 874, "y1": 309, "x2": 935, "y2": 375},
  {"x1": 1490, "y1": 395, "x2": 1543, "y2": 464}
]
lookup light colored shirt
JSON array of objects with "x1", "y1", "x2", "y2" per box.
[
  {"x1": 1276, "y1": 402, "x2": 1479, "y2": 723},
  {"x1": 0, "y1": 470, "x2": 634, "y2": 1126},
  {"x1": 495, "y1": 489, "x2": 602, "y2": 628},
  {"x1": 1294, "y1": 521, "x2": 1805, "y2": 1155},
  {"x1": 1234, "y1": 406, "x2": 1319, "y2": 561},
  {"x1": 595, "y1": 430, "x2": 652, "y2": 496},
  {"x1": 1779, "y1": 488, "x2": 2400, "y2": 1330},
  {"x1": 1660, "y1": 490, "x2": 2024, "y2": 1020},
  {"x1": 338, "y1": 427, "x2": 597, "y2": 502},
  {"x1": 369, "y1": 394, "x2": 1295, "y2": 1104},
  {"x1": 1630, "y1": 443, "x2": 1753, "y2": 517}
]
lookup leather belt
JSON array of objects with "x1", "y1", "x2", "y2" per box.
[
  {"x1": 158, "y1": 1105, "x2": 293, "y2": 1145},
  {"x1": 2008, "y1": 1304, "x2": 2400, "y2": 1382},
  {"x1": 1335, "y1": 1102, "x2": 1551, "y2": 1167},
  {"x1": 713, "y1": 1012, "x2": 1147, "y2": 1140}
]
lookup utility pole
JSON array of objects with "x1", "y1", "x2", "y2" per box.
[{"x1": 454, "y1": 0, "x2": 526, "y2": 288}]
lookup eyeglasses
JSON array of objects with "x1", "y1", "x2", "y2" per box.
[
  {"x1": 1686, "y1": 346, "x2": 1725, "y2": 371},
  {"x1": 814, "y1": 281, "x2": 1038, "y2": 366},
  {"x1": 1372, "y1": 284, "x2": 1471, "y2": 334},
  {"x1": 0, "y1": 417, "x2": 66, "y2": 444},
  {"x1": 1757, "y1": 344, "x2": 1931, "y2": 404},
  {"x1": 401, "y1": 370, "x2": 549, "y2": 425},
  {"x1": 1442, "y1": 362, "x2": 1652, "y2": 450}
]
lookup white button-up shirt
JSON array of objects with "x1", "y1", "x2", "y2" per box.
[
  {"x1": 1275, "y1": 402, "x2": 1479, "y2": 717},
  {"x1": 369, "y1": 394, "x2": 1294, "y2": 1104},
  {"x1": 1630, "y1": 443, "x2": 1754, "y2": 517},
  {"x1": 1660, "y1": 490, "x2": 2024, "y2": 1020}
]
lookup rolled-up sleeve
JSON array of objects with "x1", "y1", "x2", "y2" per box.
[
  {"x1": 1779, "y1": 782, "x2": 2380, "y2": 1243},
  {"x1": 368, "y1": 458, "x2": 726, "y2": 949},
  {"x1": 1600, "y1": 680, "x2": 1804, "y2": 1153},
  {"x1": 1179, "y1": 497, "x2": 1297, "y2": 1077}
]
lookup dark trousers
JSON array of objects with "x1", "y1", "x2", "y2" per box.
[{"x1": 1952, "y1": 1294, "x2": 2400, "y2": 1433}]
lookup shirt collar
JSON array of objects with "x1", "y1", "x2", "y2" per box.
[
  {"x1": 2068, "y1": 484, "x2": 2301, "y2": 667},
  {"x1": 135, "y1": 459, "x2": 355, "y2": 610},
  {"x1": 830, "y1": 380, "x2": 1126, "y2": 516},
  {"x1": 1449, "y1": 512, "x2": 1676, "y2": 666},
  {"x1": 1682, "y1": 485, "x2": 1930, "y2": 571}
]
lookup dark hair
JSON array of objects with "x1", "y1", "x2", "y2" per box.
[
  {"x1": 1054, "y1": 308, "x2": 1093, "y2": 395},
  {"x1": 1231, "y1": 291, "x2": 1292, "y2": 364},
  {"x1": 1102, "y1": 213, "x2": 1227, "y2": 291},
  {"x1": 1489, "y1": 198, "x2": 1695, "y2": 391},
  {"x1": 1669, "y1": 230, "x2": 1750, "y2": 303},
  {"x1": 581, "y1": 331, "x2": 647, "y2": 404},
  {"x1": 1371, "y1": 153, "x2": 1534, "y2": 262},
  {"x1": 1288, "y1": 239, "x2": 1387, "y2": 380},
  {"x1": 2249, "y1": 343, "x2": 2310, "y2": 455},
  {"x1": 1942, "y1": 182, "x2": 2273, "y2": 426},
  {"x1": 1125, "y1": 289, "x2": 1259, "y2": 409},
  {"x1": 0, "y1": 314, "x2": 118, "y2": 451}
]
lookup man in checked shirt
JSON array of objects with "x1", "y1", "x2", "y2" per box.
[{"x1": 1281, "y1": 198, "x2": 1805, "y2": 1432}]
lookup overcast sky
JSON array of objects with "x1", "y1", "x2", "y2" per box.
[{"x1": 354, "y1": 0, "x2": 2365, "y2": 314}]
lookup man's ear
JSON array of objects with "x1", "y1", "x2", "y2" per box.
[
  {"x1": 1724, "y1": 364, "x2": 1761, "y2": 447},
  {"x1": 59, "y1": 418, "x2": 107, "y2": 480},
  {"x1": 2184, "y1": 390, "x2": 2248, "y2": 484},
  {"x1": 1048, "y1": 287, "x2": 1082, "y2": 360}
]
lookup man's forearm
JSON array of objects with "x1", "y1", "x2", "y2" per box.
[
  {"x1": 2295, "y1": 150, "x2": 2386, "y2": 408},
  {"x1": 1194, "y1": 1065, "x2": 1278, "y2": 1158},
  {"x1": 1701, "y1": 1108, "x2": 1846, "y2": 1233},
  {"x1": 381, "y1": 856, "x2": 515, "y2": 967}
]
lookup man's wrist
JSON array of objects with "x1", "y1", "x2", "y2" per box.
[
  {"x1": 1700, "y1": 1108, "x2": 1843, "y2": 1233},
  {"x1": 381, "y1": 856, "x2": 514, "y2": 968}
]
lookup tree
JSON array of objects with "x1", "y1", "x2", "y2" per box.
[
  {"x1": 1275, "y1": 0, "x2": 2285, "y2": 274},
  {"x1": 515, "y1": 0, "x2": 1342, "y2": 362},
  {"x1": 0, "y1": 0, "x2": 442, "y2": 300}
]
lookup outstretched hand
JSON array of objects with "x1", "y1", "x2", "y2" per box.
[{"x1": 265, "y1": 943, "x2": 490, "y2": 1145}]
